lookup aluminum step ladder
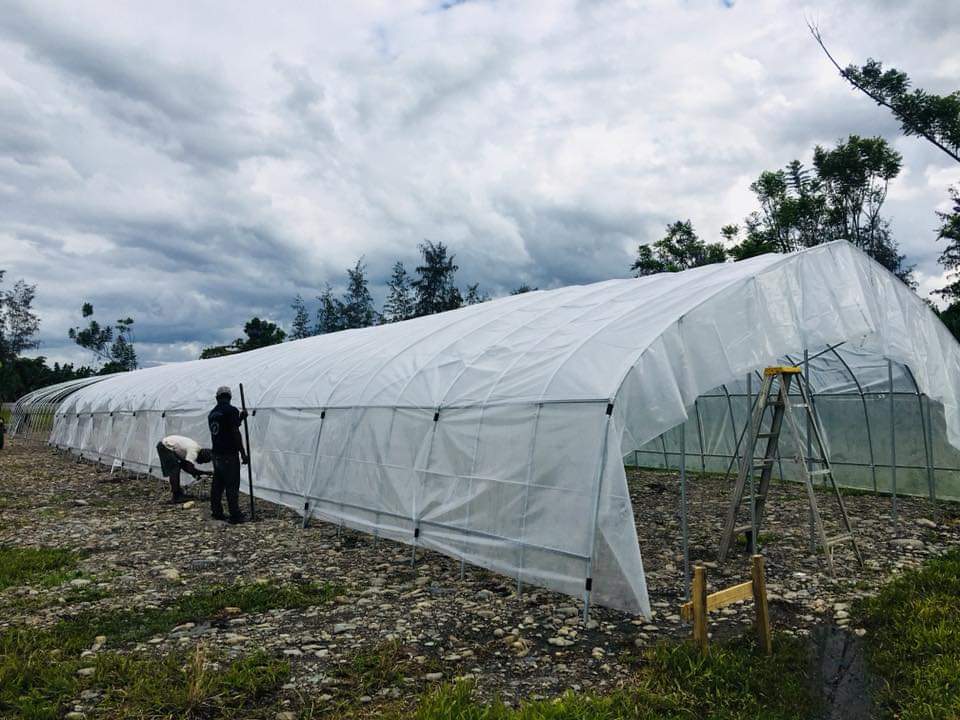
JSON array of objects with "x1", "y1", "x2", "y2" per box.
[{"x1": 718, "y1": 366, "x2": 863, "y2": 574}]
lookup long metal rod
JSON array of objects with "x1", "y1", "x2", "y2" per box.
[
  {"x1": 239, "y1": 383, "x2": 256, "y2": 521},
  {"x1": 804, "y1": 351, "x2": 815, "y2": 552},
  {"x1": 927, "y1": 395, "x2": 937, "y2": 509},
  {"x1": 888, "y1": 360, "x2": 898, "y2": 531},
  {"x1": 679, "y1": 421, "x2": 690, "y2": 601},
  {"x1": 693, "y1": 398, "x2": 706, "y2": 475},
  {"x1": 583, "y1": 408, "x2": 614, "y2": 624}
]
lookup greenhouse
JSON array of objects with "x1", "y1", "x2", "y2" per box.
[{"x1": 10, "y1": 241, "x2": 960, "y2": 618}]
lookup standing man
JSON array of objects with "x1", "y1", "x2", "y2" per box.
[
  {"x1": 208, "y1": 386, "x2": 248, "y2": 524},
  {"x1": 156, "y1": 434, "x2": 213, "y2": 502}
]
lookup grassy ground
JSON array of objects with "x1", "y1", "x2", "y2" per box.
[
  {"x1": 405, "y1": 634, "x2": 816, "y2": 720},
  {"x1": 855, "y1": 548, "x2": 960, "y2": 720},
  {"x1": 0, "y1": 546, "x2": 81, "y2": 590},
  {"x1": 0, "y1": 562, "x2": 339, "y2": 719}
]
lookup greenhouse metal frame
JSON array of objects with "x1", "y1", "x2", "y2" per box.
[{"x1": 9, "y1": 241, "x2": 960, "y2": 619}]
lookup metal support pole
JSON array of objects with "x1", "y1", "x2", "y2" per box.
[
  {"x1": 747, "y1": 374, "x2": 756, "y2": 555},
  {"x1": 680, "y1": 421, "x2": 690, "y2": 601},
  {"x1": 926, "y1": 395, "x2": 937, "y2": 509},
  {"x1": 694, "y1": 399, "x2": 706, "y2": 476},
  {"x1": 583, "y1": 405, "x2": 614, "y2": 625},
  {"x1": 888, "y1": 360, "x2": 898, "y2": 532},
  {"x1": 804, "y1": 351, "x2": 815, "y2": 552},
  {"x1": 238, "y1": 383, "x2": 255, "y2": 521}
]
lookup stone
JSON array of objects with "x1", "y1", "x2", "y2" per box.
[
  {"x1": 276, "y1": 712, "x2": 298, "y2": 720},
  {"x1": 159, "y1": 567, "x2": 180, "y2": 581},
  {"x1": 424, "y1": 672, "x2": 443, "y2": 681},
  {"x1": 65, "y1": 713, "x2": 86, "y2": 720},
  {"x1": 69, "y1": 578, "x2": 92, "y2": 588},
  {"x1": 890, "y1": 538, "x2": 925, "y2": 550},
  {"x1": 333, "y1": 623, "x2": 356, "y2": 634},
  {"x1": 182, "y1": 501, "x2": 196, "y2": 509},
  {"x1": 915, "y1": 518, "x2": 937, "y2": 529},
  {"x1": 76, "y1": 667, "x2": 95, "y2": 677}
]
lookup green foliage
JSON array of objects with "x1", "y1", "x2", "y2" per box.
[
  {"x1": 413, "y1": 240, "x2": 463, "y2": 316},
  {"x1": 728, "y1": 137, "x2": 912, "y2": 283},
  {"x1": 855, "y1": 549, "x2": 960, "y2": 719},
  {"x1": 633, "y1": 220, "x2": 726, "y2": 277},
  {"x1": 314, "y1": 282, "x2": 345, "y2": 334},
  {"x1": 200, "y1": 316, "x2": 286, "y2": 358},
  {"x1": 341, "y1": 258, "x2": 378, "y2": 329},
  {"x1": 68, "y1": 303, "x2": 138, "y2": 372},
  {"x1": 410, "y1": 633, "x2": 814, "y2": 720},
  {"x1": 0, "y1": 580, "x2": 335, "y2": 718},
  {"x1": 509, "y1": 284, "x2": 537, "y2": 295},
  {"x1": 289, "y1": 293, "x2": 312, "y2": 340},
  {"x1": 383, "y1": 261, "x2": 416, "y2": 322},
  {"x1": 0, "y1": 546, "x2": 78, "y2": 590},
  {"x1": 0, "y1": 273, "x2": 40, "y2": 362},
  {"x1": 0, "y1": 356, "x2": 95, "y2": 403}
]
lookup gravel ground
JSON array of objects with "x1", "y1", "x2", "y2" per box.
[{"x1": 2, "y1": 439, "x2": 958, "y2": 713}]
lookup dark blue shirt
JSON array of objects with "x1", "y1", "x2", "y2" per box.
[{"x1": 208, "y1": 400, "x2": 242, "y2": 454}]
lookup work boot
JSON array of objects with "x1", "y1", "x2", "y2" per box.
[
  {"x1": 228, "y1": 514, "x2": 246, "y2": 525},
  {"x1": 211, "y1": 511, "x2": 227, "y2": 521}
]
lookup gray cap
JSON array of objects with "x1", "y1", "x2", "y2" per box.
[{"x1": 215, "y1": 385, "x2": 232, "y2": 398}]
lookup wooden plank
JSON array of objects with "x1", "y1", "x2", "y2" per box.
[
  {"x1": 692, "y1": 565, "x2": 708, "y2": 651},
  {"x1": 680, "y1": 579, "x2": 753, "y2": 621},
  {"x1": 752, "y1": 554, "x2": 772, "y2": 655}
]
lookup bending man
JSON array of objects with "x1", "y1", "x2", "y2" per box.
[
  {"x1": 156, "y1": 435, "x2": 213, "y2": 503},
  {"x1": 207, "y1": 385, "x2": 249, "y2": 524}
]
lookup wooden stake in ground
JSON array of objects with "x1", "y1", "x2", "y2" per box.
[
  {"x1": 751, "y1": 554, "x2": 772, "y2": 655},
  {"x1": 239, "y1": 383, "x2": 255, "y2": 521},
  {"x1": 692, "y1": 565, "x2": 708, "y2": 651},
  {"x1": 683, "y1": 555, "x2": 772, "y2": 655}
]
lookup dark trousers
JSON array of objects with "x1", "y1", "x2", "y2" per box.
[{"x1": 211, "y1": 453, "x2": 242, "y2": 519}]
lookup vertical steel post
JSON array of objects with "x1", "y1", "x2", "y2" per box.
[
  {"x1": 680, "y1": 421, "x2": 690, "y2": 601},
  {"x1": 583, "y1": 404, "x2": 614, "y2": 625},
  {"x1": 804, "y1": 351, "x2": 814, "y2": 552},
  {"x1": 238, "y1": 383, "x2": 255, "y2": 521},
  {"x1": 926, "y1": 395, "x2": 937, "y2": 507},
  {"x1": 694, "y1": 398, "x2": 706, "y2": 476},
  {"x1": 888, "y1": 360, "x2": 898, "y2": 531},
  {"x1": 747, "y1": 373, "x2": 756, "y2": 555}
]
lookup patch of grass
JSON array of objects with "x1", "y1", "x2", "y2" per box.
[
  {"x1": 408, "y1": 633, "x2": 815, "y2": 720},
  {"x1": 2, "y1": 640, "x2": 289, "y2": 719},
  {"x1": 333, "y1": 641, "x2": 413, "y2": 696},
  {"x1": 0, "y1": 580, "x2": 335, "y2": 718},
  {"x1": 0, "y1": 546, "x2": 78, "y2": 590},
  {"x1": 854, "y1": 548, "x2": 960, "y2": 719}
]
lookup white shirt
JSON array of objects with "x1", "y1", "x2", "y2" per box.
[{"x1": 161, "y1": 435, "x2": 201, "y2": 464}]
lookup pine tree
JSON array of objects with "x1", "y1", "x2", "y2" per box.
[
  {"x1": 341, "y1": 259, "x2": 377, "y2": 329},
  {"x1": 290, "y1": 294, "x2": 312, "y2": 340},
  {"x1": 412, "y1": 241, "x2": 462, "y2": 317},
  {"x1": 315, "y1": 284, "x2": 345, "y2": 335},
  {"x1": 383, "y1": 262, "x2": 415, "y2": 322}
]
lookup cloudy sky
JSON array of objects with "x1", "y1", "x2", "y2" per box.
[{"x1": 2, "y1": 0, "x2": 958, "y2": 367}]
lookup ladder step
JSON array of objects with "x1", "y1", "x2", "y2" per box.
[
  {"x1": 734, "y1": 524, "x2": 754, "y2": 535},
  {"x1": 756, "y1": 432, "x2": 778, "y2": 439},
  {"x1": 825, "y1": 533, "x2": 853, "y2": 546}
]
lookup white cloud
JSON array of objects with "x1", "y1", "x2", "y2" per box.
[{"x1": 0, "y1": 0, "x2": 958, "y2": 366}]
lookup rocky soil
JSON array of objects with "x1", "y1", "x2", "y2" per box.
[{"x1": 1, "y1": 440, "x2": 958, "y2": 714}]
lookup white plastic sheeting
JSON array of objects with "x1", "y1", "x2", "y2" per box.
[{"x1": 36, "y1": 241, "x2": 960, "y2": 617}]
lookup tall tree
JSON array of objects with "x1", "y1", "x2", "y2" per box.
[
  {"x1": 68, "y1": 303, "x2": 114, "y2": 366},
  {"x1": 289, "y1": 294, "x2": 312, "y2": 340},
  {"x1": 341, "y1": 259, "x2": 377, "y2": 329},
  {"x1": 632, "y1": 220, "x2": 726, "y2": 276},
  {"x1": 811, "y1": 26, "x2": 960, "y2": 163},
  {"x1": 102, "y1": 317, "x2": 138, "y2": 373},
  {"x1": 412, "y1": 240, "x2": 462, "y2": 316},
  {"x1": 0, "y1": 271, "x2": 40, "y2": 361},
  {"x1": 383, "y1": 262, "x2": 415, "y2": 322},
  {"x1": 935, "y1": 189, "x2": 960, "y2": 305},
  {"x1": 315, "y1": 284, "x2": 345, "y2": 335},
  {"x1": 729, "y1": 137, "x2": 912, "y2": 283},
  {"x1": 465, "y1": 283, "x2": 488, "y2": 304},
  {"x1": 510, "y1": 284, "x2": 537, "y2": 295}
]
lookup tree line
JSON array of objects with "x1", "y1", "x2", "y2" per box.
[{"x1": 199, "y1": 240, "x2": 489, "y2": 357}]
